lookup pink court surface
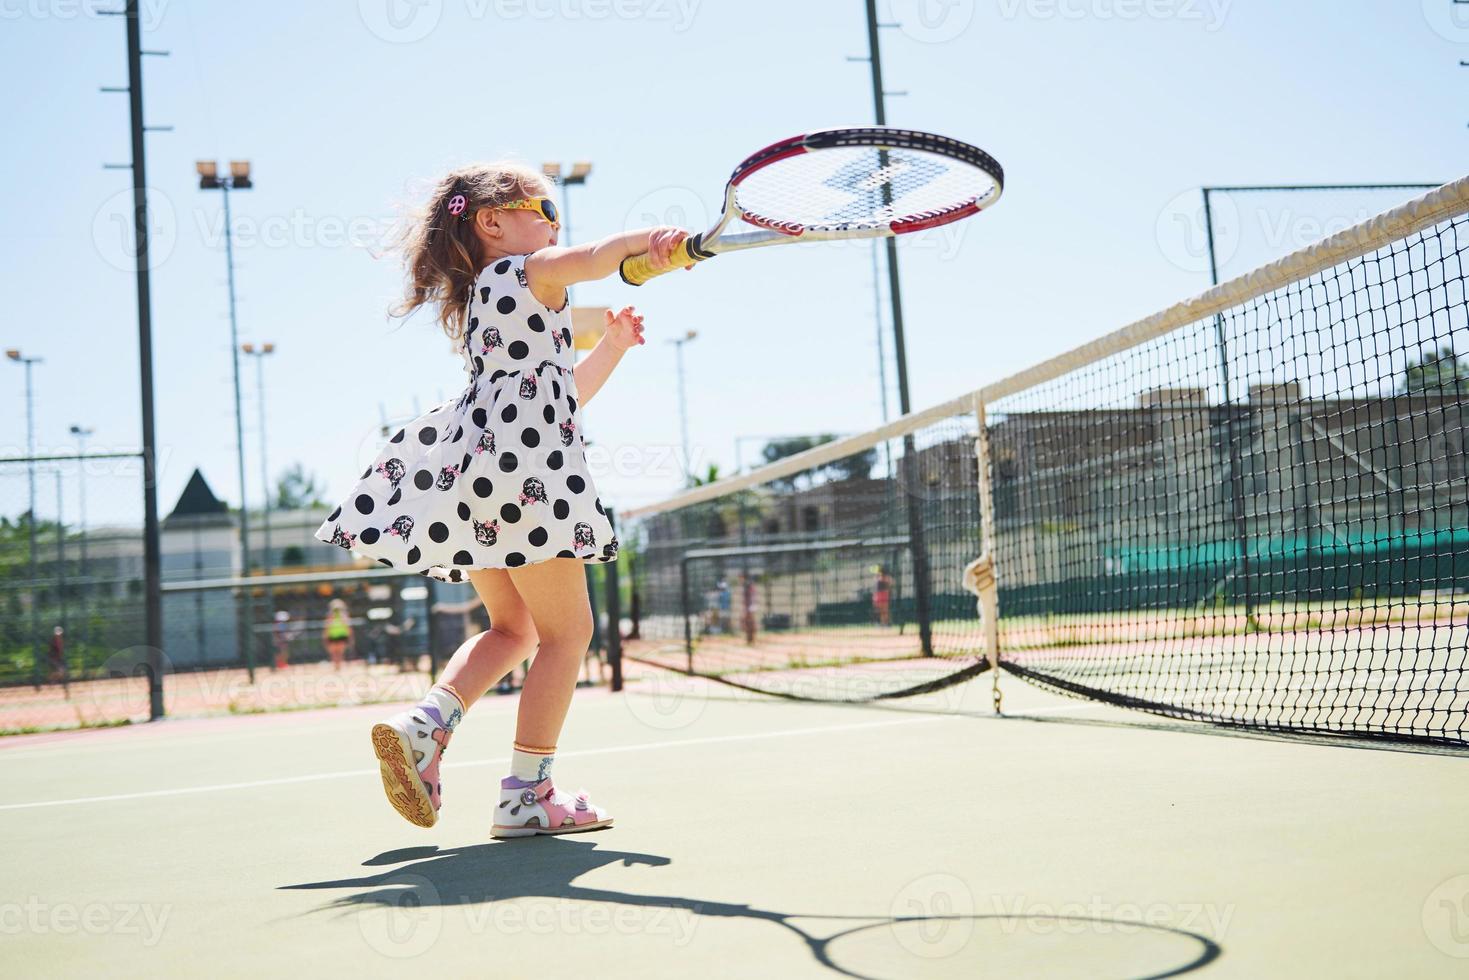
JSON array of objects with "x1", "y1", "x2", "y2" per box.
[{"x1": 1, "y1": 668, "x2": 1466, "y2": 978}]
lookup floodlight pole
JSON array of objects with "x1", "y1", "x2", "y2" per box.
[
  {"x1": 861, "y1": 0, "x2": 933, "y2": 655},
  {"x1": 101, "y1": 0, "x2": 167, "y2": 719},
  {"x1": 198, "y1": 167, "x2": 257, "y2": 682}
]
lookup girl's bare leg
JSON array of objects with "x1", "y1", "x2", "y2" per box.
[
  {"x1": 447, "y1": 568, "x2": 540, "y2": 710},
  {"x1": 503, "y1": 557, "x2": 594, "y2": 749}
]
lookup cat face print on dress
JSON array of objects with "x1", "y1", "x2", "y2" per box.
[
  {"x1": 481, "y1": 326, "x2": 504, "y2": 355},
  {"x1": 329, "y1": 524, "x2": 357, "y2": 550},
  {"x1": 386, "y1": 515, "x2": 415, "y2": 542},
  {"x1": 475, "y1": 429, "x2": 496, "y2": 456},
  {"x1": 550, "y1": 327, "x2": 563, "y2": 355},
  {"x1": 514, "y1": 265, "x2": 528, "y2": 288},
  {"x1": 518, "y1": 476, "x2": 548, "y2": 506},
  {"x1": 375, "y1": 458, "x2": 407, "y2": 490},
  {"x1": 518, "y1": 374, "x2": 538, "y2": 400},
  {"x1": 472, "y1": 517, "x2": 500, "y2": 547},
  {"x1": 436, "y1": 463, "x2": 461, "y2": 491},
  {"x1": 601, "y1": 538, "x2": 619, "y2": 560},
  {"x1": 558, "y1": 419, "x2": 576, "y2": 447},
  {"x1": 573, "y1": 521, "x2": 596, "y2": 553}
]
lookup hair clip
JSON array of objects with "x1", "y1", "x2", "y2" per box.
[{"x1": 447, "y1": 194, "x2": 467, "y2": 216}]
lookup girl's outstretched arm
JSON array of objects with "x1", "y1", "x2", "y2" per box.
[
  {"x1": 574, "y1": 305, "x2": 645, "y2": 408},
  {"x1": 526, "y1": 227, "x2": 690, "y2": 291}
]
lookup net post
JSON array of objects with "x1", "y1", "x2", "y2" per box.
[
  {"x1": 605, "y1": 508, "x2": 623, "y2": 692},
  {"x1": 970, "y1": 394, "x2": 1003, "y2": 714},
  {"x1": 678, "y1": 555, "x2": 694, "y2": 672},
  {"x1": 899, "y1": 433, "x2": 936, "y2": 656}
]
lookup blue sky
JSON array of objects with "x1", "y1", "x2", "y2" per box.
[{"x1": 2, "y1": 0, "x2": 1465, "y2": 530}]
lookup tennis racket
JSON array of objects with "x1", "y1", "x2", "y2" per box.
[{"x1": 618, "y1": 126, "x2": 1003, "y2": 286}]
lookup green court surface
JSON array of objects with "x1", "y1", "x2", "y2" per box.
[{"x1": 1, "y1": 674, "x2": 1466, "y2": 978}]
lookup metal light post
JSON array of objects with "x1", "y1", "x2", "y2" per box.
[
  {"x1": 667, "y1": 331, "x2": 698, "y2": 485},
  {"x1": 242, "y1": 341, "x2": 277, "y2": 663},
  {"x1": 7, "y1": 349, "x2": 43, "y2": 687},
  {"x1": 241, "y1": 343, "x2": 276, "y2": 573},
  {"x1": 197, "y1": 159, "x2": 258, "y2": 682},
  {"x1": 69, "y1": 424, "x2": 94, "y2": 657}
]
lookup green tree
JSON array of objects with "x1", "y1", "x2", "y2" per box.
[
  {"x1": 1402, "y1": 346, "x2": 1469, "y2": 394},
  {"x1": 275, "y1": 462, "x2": 327, "y2": 510},
  {"x1": 760, "y1": 435, "x2": 876, "y2": 489}
]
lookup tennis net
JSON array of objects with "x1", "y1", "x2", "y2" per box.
[{"x1": 617, "y1": 176, "x2": 1469, "y2": 744}]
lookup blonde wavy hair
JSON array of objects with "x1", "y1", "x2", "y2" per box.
[{"x1": 386, "y1": 162, "x2": 552, "y2": 346}]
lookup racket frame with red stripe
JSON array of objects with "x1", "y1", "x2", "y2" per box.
[{"x1": 618, "y1": 126, "x2": 1004, "y2": 285}]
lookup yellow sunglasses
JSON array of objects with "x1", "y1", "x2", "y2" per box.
[{"x1": 497, "y1": 196, "x2": 560, "y2": 229}]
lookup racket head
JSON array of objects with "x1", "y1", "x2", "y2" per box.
[{"x1": 719, "y1": 127, "x2": 1004, "y2": 241}]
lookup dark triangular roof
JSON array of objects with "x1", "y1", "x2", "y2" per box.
[{"x1": 168, "y1": 468, "x2": 229, "y2": 519}]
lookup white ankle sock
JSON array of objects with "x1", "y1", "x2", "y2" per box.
[
  {"x1": 510, "y1": 745, "x2": 555, "y2": 782},
  {"x1": 418, "y1": 684, "x2": 465, "y2": 732}
]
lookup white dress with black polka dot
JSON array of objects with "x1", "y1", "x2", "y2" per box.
[{"x1": 313, "y1": 254, "x2": 618, "y2": 583}]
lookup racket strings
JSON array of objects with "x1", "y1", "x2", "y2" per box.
[{"x1": 733, "y1": 147, "x2": 997, "y2": 231}]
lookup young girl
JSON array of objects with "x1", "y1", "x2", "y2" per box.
[{"x1": 313, "y1": 162, "x2": 688, "y2": 837}]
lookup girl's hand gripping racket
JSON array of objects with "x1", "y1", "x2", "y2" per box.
[{"x1": 619, "y1": 126, "x2": 1003, "y2": 286}]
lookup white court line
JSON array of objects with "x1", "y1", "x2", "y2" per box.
[{"x1": 0, "y1": 714, "x2": 956, "y2": 812}]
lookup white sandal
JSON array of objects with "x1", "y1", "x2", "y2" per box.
[{"x1": 491, "y1": 777, "x2": 613, "y2": 838}]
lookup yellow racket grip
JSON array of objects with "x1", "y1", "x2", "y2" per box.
[{"x1": 618, "y1": 234, "x2": 709, "y2": 287}]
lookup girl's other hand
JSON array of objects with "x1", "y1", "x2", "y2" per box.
[
  {"x1": 648, "y1": 227, "x2": 694, "y2": 270},
  {"x1": 604, "y1": 305, "x2": 646, "y2": 351}
]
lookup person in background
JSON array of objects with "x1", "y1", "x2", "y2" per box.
[
  {"x1": 272, "y1": 610, "x2": 294, "y2": 671},
  {"x1": 717, "y1": 579, "x2": 732, "y2": 634},
  {"x1": 322, "y1": 598, "x2": 353, "y2": 670},
  {"x1": 47, "y1": 625, "x2": 68, "y2": 690},
  {"x1": 740, "y1": 571, "x2": 758, "y2": 644},
  {"x1": 872, "y1": 565, "x2": 895, "y2": 627}
]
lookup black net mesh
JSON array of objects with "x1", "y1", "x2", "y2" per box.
[{"x1": 990, "y1": 213, "x2": 1469, "y2": 744}]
